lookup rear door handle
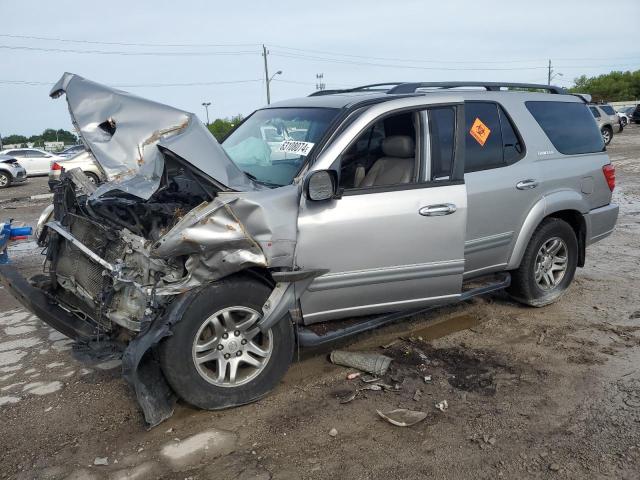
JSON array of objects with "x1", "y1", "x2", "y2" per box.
[
  {"x1": 419, "y1": 203, "x2": 457, "y2": 216},
  {"x1": 516, "y1": 179, "x2": 539, "y2": 190}
]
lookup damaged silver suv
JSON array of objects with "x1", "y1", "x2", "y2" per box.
[{"x1": 0, "y1": 75, "x2": 619, "y2": 426}]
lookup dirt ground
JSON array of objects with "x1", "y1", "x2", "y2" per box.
[{"x1": 1, "y1": 127, "x2": 639, "y2": 480}]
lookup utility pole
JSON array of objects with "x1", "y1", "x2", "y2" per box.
[
  {"x1": 315, "y1": 73, "x2": 325, "y2": 91},
  {"x1": 263, "y1": 44, "x2": 271, "y2": 104},
  {"x1": 547, "y1": 59, "x2": 552, "y2": 85}
]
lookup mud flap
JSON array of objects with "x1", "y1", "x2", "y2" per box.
[{"x1": 121, "y1": 289, "x2": 201, "y2": 428}]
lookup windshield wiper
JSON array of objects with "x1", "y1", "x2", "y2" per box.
[{"x1": 241, "y1": 170, "x2": 282, "y2": 188}]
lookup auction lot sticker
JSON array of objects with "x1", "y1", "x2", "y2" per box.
[
  {"x1": 278, "y1": 140, "x2": 315, "y2": 156},
  {"x1": 469, "y1": 118, "x2": 491, "y2": 146}
]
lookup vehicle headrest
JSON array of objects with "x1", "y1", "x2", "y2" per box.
[{"x1": 382, "y1": 136, "x2": 415, "y2": 158}]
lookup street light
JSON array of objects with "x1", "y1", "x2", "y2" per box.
[
  {"x1": 266, "y1": 70, "x2": 282, "y2": 105},
  {"x1": 201, "y1": 102, "x2": 212, "y2": 125}
]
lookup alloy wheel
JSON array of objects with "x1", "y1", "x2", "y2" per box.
[
  {"x1": 192, "y1": 306, "x2": 273, "y2": 387},
  {"x1": 534, "y1": 237, "x2": 568, "y2": 291}
]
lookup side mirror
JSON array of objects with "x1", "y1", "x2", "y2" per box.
[{"x1": 304, "y1": 170, "x2": 338, "y2": 201}]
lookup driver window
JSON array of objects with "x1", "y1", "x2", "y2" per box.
[{"x1": 339, "y1": 111, "x2": 419, "y2": 190}]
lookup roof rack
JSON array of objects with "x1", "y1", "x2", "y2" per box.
[
  {"x1": 386, "y1": 82, "x2": 566, "y2": 95},
  {"x1": 308, "y1": 83, "x2": 407, "y2": 97}
]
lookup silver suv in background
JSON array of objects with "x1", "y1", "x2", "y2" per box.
[
  {"x1": 0, "y1": 154, "x2": 27, "y2": 188},
  {"x1": 0, "y1": 75, "x2": 619, "y2": 427},
  {"x1": 589, "y1": 104, "x2": 622, "y2": 145}
]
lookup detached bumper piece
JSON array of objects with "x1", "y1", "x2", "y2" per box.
[{"x1": 0, "y1": 264, "x2": 98, "y2": 341}]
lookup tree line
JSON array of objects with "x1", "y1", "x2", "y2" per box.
[{"x1": 569, "y1": 69, "x2": 640, "y2": 103}]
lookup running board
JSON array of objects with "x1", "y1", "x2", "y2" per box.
[{"x1": 297, "y1": 273, "x2": 510, "y2": 347}]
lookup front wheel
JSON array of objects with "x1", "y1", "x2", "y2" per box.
[
  {"x1": 508, "y1": 218, "x2": 578, "y2": 307},
  {"x1": 601, "y1": 126, "x2": 612, "y2": 145},
  {"x1": 159, "y1": 275, "x2": 294, "y2": 410},
  {"x1": 0, "y1": 172, "x2": 11, "y2": 189}
]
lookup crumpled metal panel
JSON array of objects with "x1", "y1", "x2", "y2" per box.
[
  {"x1": 153, "y1": 185, "x2": 300, "y2": 295},
  {"x1": 50, "y1": 73, "x2": 256, "y2": 200}
]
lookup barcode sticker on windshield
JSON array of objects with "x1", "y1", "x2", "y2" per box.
[{"x1": 278, "y1": 140, "x2": 315, "y2": 156}]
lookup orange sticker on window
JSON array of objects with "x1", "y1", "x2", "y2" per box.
[{"x1": 469, "y1": 118, "x2": 491, "y2": 146}]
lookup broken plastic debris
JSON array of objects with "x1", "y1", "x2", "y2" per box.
[
  {"x1": 346, "y1": 372, "x2": 361, "y2": 380},
  {"x1": 330, "y1": 350, "x2": 392, "y2": 376},
  {"x1": 435, "y1": 400, "x2": 448, "y2": 412},
  {"x1": 424, "y1": 375, "x2": 432, "y2": 383},
  {"x1": 93, "y1": 457, "x2": 109, "y2": 466},
  {"x1": 328, "y1": 428, "x2": 338, "y2": 437},
  {"x1": 376, "y1": 408, "x2": 428, "y2": 427}
]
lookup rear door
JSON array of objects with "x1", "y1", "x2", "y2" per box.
[
  {"x1": 26, "y1": 149, "x2": 53, "y2": 175},
  {"x1": 296, "y1": 103, "x2": 467, "y2": 324}
]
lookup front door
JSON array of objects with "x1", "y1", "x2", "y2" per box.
[{"x1": 296, "y1": 104, "x2": 467, "y2": 324}]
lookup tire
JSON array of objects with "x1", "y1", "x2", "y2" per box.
[
  {"x1": 621, "y1": 117, "x2": 628, "y2": 127},
  {"x1": 84, "y1": 172, "x2": 100, "y2": 185},
  {"x1": 159, "y1": 275, "x2": 294, "y2": 410},
  {"x1": 601, "y1": 126, "x2": 612, "y2": 145},
  {"x1": 0, "y1": 172, "x2": 11, "y2": 189},
  {"x1": 508, "y1": 218, "x2": 578, "y2": 307}
]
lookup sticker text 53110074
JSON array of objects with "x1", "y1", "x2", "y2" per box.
[{"x1": 278, "y1": 140, "x2": 315, "y2": 156}]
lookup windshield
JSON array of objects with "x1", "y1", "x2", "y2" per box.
[{"x1": 222, "y1": 107, "x2": 339, "y2": 186}]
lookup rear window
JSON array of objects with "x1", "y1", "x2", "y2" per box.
[
  {"x1": 600, "y1": 105, "x2": 616, "y2": 115},
  {"x1": 526, "y1": 101, "x2": 604, "y2": 155}
]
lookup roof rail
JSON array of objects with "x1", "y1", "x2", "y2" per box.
[
  {"x1": 308, "y1": 83, "x2": 407, "y2": 97},
  {"x1": 386, "y1": 82, "x2": 566, "y2": 95}
]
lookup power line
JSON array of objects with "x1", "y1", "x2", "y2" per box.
[
  {"x1": 0, "y1": 79, "x2": 263, "y2": 88},
  {"x1": 0, "y1": 33, "x2": 260, "y2": 48},
  {"x1": 0, "y1": 44, "x2": 259, "y2": 56}
]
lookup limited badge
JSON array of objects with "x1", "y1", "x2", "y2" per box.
[{"x1": 469, "y1": 118, "x2": 491, "y2": 146}]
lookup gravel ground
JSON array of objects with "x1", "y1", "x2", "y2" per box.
[{"x1": 0, "y1": 127, "x2": 639, "y2": 480}]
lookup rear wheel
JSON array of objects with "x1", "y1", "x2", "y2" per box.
[
  {"x1": 159, "y1": 275, "x2": 294, "y2": 410},
  {"x1": 601, "y1": 126, "x2": 612, "y2": 145},
  {"x1": 0, "y1": 172, "x2": 11, "y2": 189},
  {"x1": 508, "y1": 218, "x2": 578, "y2": 307}
]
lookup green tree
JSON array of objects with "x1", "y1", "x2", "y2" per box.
[
  {"x1": 570, "y1": 70, "x2": 640, "y2": 102},
  {"x1": 1, "y1": 134, "x2": 28, "y2": 146},
  {"x1": 207, "y1": 114, "x2": 243, "y2": 142}
]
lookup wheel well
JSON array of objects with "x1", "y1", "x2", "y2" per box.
[
  {"x1": 548, "y1": 210, "x2": 586, "y2": 267},
  {"x1": 0, "y1": 169, "x2": 12, "y2": 178}
]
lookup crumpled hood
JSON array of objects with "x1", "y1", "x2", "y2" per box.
[{"x1": 50, "y1": 73, "x2": 257, "y2": 200}]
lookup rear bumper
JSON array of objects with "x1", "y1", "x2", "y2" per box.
[
  {"x1": 585, "y1": 203, "x2": 619, "y2": 246},
  {"x1": 0, "y1": 264, "x2": 97, "y2": 341}
]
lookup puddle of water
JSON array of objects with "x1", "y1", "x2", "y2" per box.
[{"x1": 408, "y1": 314, "x2": 482, "y2": 341}]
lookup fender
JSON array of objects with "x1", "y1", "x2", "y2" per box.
[{"x1": 506, "y1": 190, "x2": 589, "y2": 270}]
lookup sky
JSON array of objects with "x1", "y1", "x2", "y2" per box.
[{"x1": 1, "y1": 0, "x2": 639, "y2": 138}]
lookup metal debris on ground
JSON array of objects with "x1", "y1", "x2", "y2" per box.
[
  {"x1": 376, "y1": 408, "x2": 428, "y2": 427},
  {"x1": 330, "y1": 350, "x2": 392, "y2": 376},
  {"x1": 359, "y1": 384, "x2": 383, "y2": 392},
  {"x1": 435, "y1": 400, "x2": 448, "y2": 412},
  {"x1": 360, "y1": 374, "x2": 380, "y2": 383}
]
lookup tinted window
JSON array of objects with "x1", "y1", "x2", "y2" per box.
[
  {"x1": 600, "y1": 105, "x2": 615, "y2": 115},
  {"x1": 28, "y1": 150, "x2": 47, "y2": 157},
  {"x1": 498, "y1": 106, "x2": 524, "y2": 164},
  {"x1": 428, "y1": 107, "x2": 455, "y2": 179},
  {"x1": 465, "y1": 103, "x2": 504, "y2": 172},
  {"x1": 526, "y1": 101, "x2": 605, "y2": 155},
  {"x1": 589, "y1": 106, "x2": 601, "y2": 118}
]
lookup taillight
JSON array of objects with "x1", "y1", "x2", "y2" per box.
[
  {"x1": 51, "y1": 162, "x2": 63, "y2": 171},
  {"x1": 602, "y1": 164, "x2": 615, "y2": 192}
]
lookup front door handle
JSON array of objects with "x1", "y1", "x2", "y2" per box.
[
  {"x1": 419, "y1": 203, "x2": 457, "y2": 216},
  {"x1": 516, "y1": 179, "x2": 539, "y2": 190}
]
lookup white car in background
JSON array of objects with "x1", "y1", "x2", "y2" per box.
[{"x1": 0, "y1": 148, "x2": 64, "y2": 176}]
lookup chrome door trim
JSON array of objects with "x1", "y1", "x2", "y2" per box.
[
  {"x1": 464, "y1": 231, "x2": 514, "y2": 254},
  {"x1": 306, "y1": 259, "x2": 465, "y2": 292}
]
